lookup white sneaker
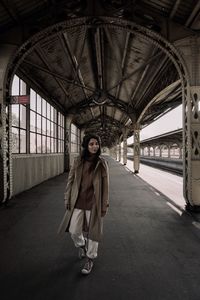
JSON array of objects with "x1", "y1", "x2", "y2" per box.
[{"x1": 81, "y1": 258, "x2": 94, "y2": 275}]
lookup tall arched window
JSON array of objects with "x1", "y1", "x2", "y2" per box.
[
  {"x1": 11, "y1": 75, "x2": 65, "y2": 154},
  {"x1": 11, "y1": 75, "x2": 27, "y2": 153}
]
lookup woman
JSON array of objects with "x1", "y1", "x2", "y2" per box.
[{"x1": 58, "y1": 133, "x2": 109, "y2": 275}]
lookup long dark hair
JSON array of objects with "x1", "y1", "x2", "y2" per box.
[{"x1": 81, "y1": 133, "x2": 101, "y2": 168}]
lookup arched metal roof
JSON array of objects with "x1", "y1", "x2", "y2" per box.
[{"x1": 1, "y1": 0, "x2": 199, "y2": 147}]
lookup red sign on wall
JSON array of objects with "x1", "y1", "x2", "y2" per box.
[{"x1": 11, "y1": 95, "x2": 30, "y2": 104}]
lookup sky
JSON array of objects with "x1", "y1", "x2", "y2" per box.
[{"x1": 127, "y1": 104, "x2": 182, "y2": 144}]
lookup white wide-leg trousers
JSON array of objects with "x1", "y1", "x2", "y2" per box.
[{"x1": 69, "y1": 208, "x2": 98, "y2": 259}]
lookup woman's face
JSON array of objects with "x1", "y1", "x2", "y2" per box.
[{"x1": 88, "y1": 138, "x2": 99, "y2": 155}]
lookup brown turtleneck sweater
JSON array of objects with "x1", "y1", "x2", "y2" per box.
[{"x1": 75, "y1": 157, "x2": 96, "y2": 210}]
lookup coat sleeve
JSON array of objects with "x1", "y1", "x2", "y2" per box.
[
  {"x1": 101, "y1": 160, "x2": 109, "y2": 212},
  {"x1": 64, "y1": 158, "x2": 76, "y2": 203}
]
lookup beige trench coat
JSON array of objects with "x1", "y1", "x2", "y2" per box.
[{"x1": 58, "y1": 155, "x2": 109, "y2": 242}]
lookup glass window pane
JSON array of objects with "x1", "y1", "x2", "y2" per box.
[
  {"x1": 58, "y1": 112, "x2": 60, "y2": 126},
  {"x1": 30, "y1": 132, "x2": 36, "y2": 153},
  {"x1": 30, "y1": 111, "x2": 36, "y2": 132},
  {"x1": 30, "y1": 89, "x2": 36, "y2": 111},
  {"x1": 53, "y1": 123, "x2": 57, "y2": 138},
  {"x1": 12, "y1": 127, "x2": 19, "y2": 153},
  {"x1": 42, "y1": 117, "x2": 46, "y2": 134},
  {"x1": 58, "y1": 140, "x2": 60, "y2": 152},
  {"x1": 42, "y1": 136, "x2": 46, "y2": 153},
  {"x1": 71, "y1": 143, "x2": 74, "y2": 153},
  {"x1": 12, "y1": 105, "x2": 19, "y2": 127},
  {"x1": 54, "y1": 138, "x2": 57, "y2": 153},
  {"x1": 71, "y1": 132, "x2": 76, "y2": 143},
  {"x1": 42, "y1": 99, "x2": 46, "y2": 117},
  {"x1": 37, "y1": 114, "x2": 42, "y2": 134},
  {"x1": 20, "y1": 105, "x2": 26, "y2": 129},
  {"x1": 37, "y1": 134, "x2": 42, "y2": 153},
  {"x1": 54, "y1": 109, "x2": 57, "y2": 123},
  {"x1": 57, "y1": 112, "x2": 59, "y2": 125},
  {"x1": 47, "y1": 119, "x2": 50, "y2": 136},
  {"x1": 54, "y1": 139, "x2": 57, "y2": 153},
  {"x1": 20, "y1": 80, "x2": 26, "y2": 95},
  {"x1": 37, "y1": 95, "x2": 42, "y2": 114},
  {"x1": 51, "y1": 138, "x2": 54, "y2": 153},
  {"x1": 50, "y1": 122, "x2": 54, "y2": 137},
  {"x1": 11, "y1": 75, "x2": 19, "y2": 95},
  {"x1": 61, "y1": 141, "x2": 64, "y2": 152},
  {"x1": 71, "y1": 124, "x2": 75, "y2": 134},
  {"x1": 47, "y1": 102, "x2": 50, "y2": 119},
  {"x1": 47, "y1": 137, "x2": 50, "y2": 153},
  {"x1": 72, "y1": 143, "x2": 75, "y2": 152},
  {"x1": 51, "y1": 106, "x2": 54, "y2": 121},
  {"x1": 20, "y1": 129, "x2": 26, "y2": 153},
  {"x1": 61, "y1": 128, "x2": 64, "y2": 140}
]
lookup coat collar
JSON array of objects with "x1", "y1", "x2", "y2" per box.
[{"x1": 75, "y1": 155, "x2": 105, "y2": 170}]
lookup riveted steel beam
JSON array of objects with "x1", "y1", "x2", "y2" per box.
[
  {"x1": 185, "y1": 1, "x2": 200, "y2": 27},
  {"x1": 23, "y1": 59, "x2": 95, "y2": 93},
  {"x1": 169, "y1": 0, "x2": 181, "y2": 19},
  {"x1": 60, "y1": 31, "x2": 95, "y2": 119},
  {"x1": 0, "y1": 0, "x2": 21, "y2": 24},
  {"x1": 107, "y1": 51, "x2": 163, "y2": 93},
  {"x1": 35, "y1": 47, "x2": 76, "y2": 106}
]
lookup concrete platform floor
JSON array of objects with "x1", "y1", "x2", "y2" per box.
[{"x1": 1, "y1": 157, "x2": 200, "y2": 300}]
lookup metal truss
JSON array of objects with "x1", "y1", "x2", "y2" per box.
[{"x1": 4, "y1": 16, "x2": 190, "y2": 204}]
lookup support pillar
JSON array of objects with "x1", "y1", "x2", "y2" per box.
[
  {"x1": 176, "y1": 36, "x2": 200, "y2": 209},
  {"x1": 179, "y1": 146, "x2": 182, "y2": 159},
  {"x1": 187, "y1": 86, "x2": 200, "y2": 208},
  {"x1": 133, "y1": 124, "x2": 140, "y2": 173},
  {"x1": 168, "y1": 146, "x2": 170, "y2": 158},
  {"x1": 113, "y1": 144, "x2": 117, "y2": 160},
  {"x1": 64, "y1": 115, "x2": 73, "y2": 172},
  {"x1": 153, "y1": 147, "x2": 155, "y2": 157},
  {"x1": 0, "y1": 44, "x2": 17, "y2": 203},
  {"x1": 80, "y1": 128, "x2": 85, "y2": 152},
  {"x1": 148, "y1": 147, "x2": 150, "y2": 156},
  {"x1": 118, "y1": 140, "x2": 121, "y2": 162},
  {"x1": 122, "y1": 129, "x2": 128, "y2": 165},
  {"x1": 110, "y1": 147, "x2": 115, "y2": 159},
  {"x1": 159, "y1": 146, "x2": 162, "y2": 157}
]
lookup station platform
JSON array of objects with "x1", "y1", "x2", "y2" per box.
[{"x1": 1, "y1": 156, "x2": 200, "y2": 300}]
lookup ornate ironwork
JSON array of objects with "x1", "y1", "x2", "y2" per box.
[
  {"x1": 0, "y1": 103, "x2": 3, "y2": 202},
  {"x1": 191, "y1": 88, "x2": 200, "y2": 160},
  {"x1": 0, "y1": 103, "x2": 12, "y2": 203},
  {"x1": 5, "y1": 16, "x2": 190, "y2": 203}
]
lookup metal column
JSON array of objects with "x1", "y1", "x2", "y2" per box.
[
  {"x1": 133, "y1": 124, "x2": 140, "y2": 173},
  {"x1": 64, "y1": 115, "x2": 73, "y2": 171},
  {"x1": 0, "y1": 45, "x2": 17, "y2": 203}
]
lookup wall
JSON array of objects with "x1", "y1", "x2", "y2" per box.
[{"x1": 12, "y1": 154, "x2": 64, "y2": 196}]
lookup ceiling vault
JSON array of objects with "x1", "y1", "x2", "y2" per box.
[
  {"x1": 35, "y1": 47, "x2": 75, "y2": 107},
  {"x1": 2, "y1": 0, "x2": 193, "y2": 146}
]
